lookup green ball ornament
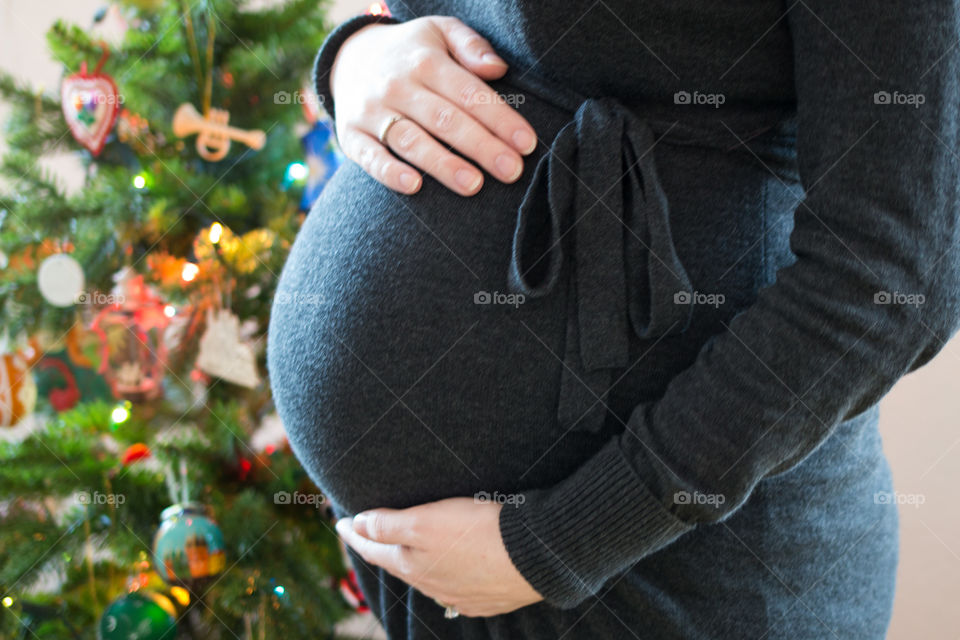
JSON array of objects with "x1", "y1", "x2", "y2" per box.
[
  {"x1": 98, "y1": 591, "x2": 177, "y2": 640},
  {"x1": 152, "y1": 503, "x2": 226, "y2": 584}
]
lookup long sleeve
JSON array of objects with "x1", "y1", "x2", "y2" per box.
[{"x1": 500, "y1": 1, "x2": 960, "y2": 609}]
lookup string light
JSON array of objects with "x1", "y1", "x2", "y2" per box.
[
  {"x1": 2, "y1": 596, "x2": 13, "y2": 608},
  {"x1": 209, "y1": 222, "x2": 223, "y2": 244},
  {"x1": 111, "y1": 403, "x2": 130, "y2": 424},
  {"x1": 181, "y1": 262, "x2": 199, "y2": 282},
  {"x1": 284, "y1": 161, "x2": 308, "y2": 183},
  {"x1": 274, "y1": 585, "x2": 285, "y2": 596},
  {"x1": 163, "y1": 305, "x2": 176, "y2": 318},
  {"x1": 132, "y1": 174, "x2": 147, "y2": 189},
  {"x1": 169, "y1": 586, "x2": 190, "y2": 606}
]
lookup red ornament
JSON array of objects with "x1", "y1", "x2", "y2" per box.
[
  {"x1": 338, "y1": 569, "x2": 369, "y2": 613},
  {"x1": 121, "y1": 443, "x2": 151, "y2": 466},
  {"x1": 90, "y1": 270, "x2": 171, "y2": 402},
  {"x1": 60, "y1": 44, "x2": 120, "y2": 156},
  {"x1": 37, "y1": 358, "x2": 81, "y2": 411}
]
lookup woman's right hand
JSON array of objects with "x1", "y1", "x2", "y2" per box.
[{"x1": 328, "y1": 16, "x2": 538, "y2": 196}]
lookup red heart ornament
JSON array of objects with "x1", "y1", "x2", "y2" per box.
[{"x1": 60, "y1": 63, "x2": 120, "y2": 156}]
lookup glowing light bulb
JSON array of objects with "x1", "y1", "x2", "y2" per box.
[
  {"x1": 163, "y1": 305, "x2": 176, "y2": 318},
  {"x1": 209, "y1": 222, "x2": 223, "y2": 244},
  {"x1": 181, "y1": 262, "x2": 199, "y2": 282},
  {"x1": 132, "y1": 174, "x2": 147, "y2": 189},
  {"x1": 285, "y1": 161, "x2": 308, "y2": 183},
  {"x1": 274, "y1": 585, "x2": 285, "y2": 596},
  {"x1": 111, "y1": 404, "x2": 130, "y2": 424},
  {"x1": 2, "y1": 596, "x2": 13, "y2": 608}
]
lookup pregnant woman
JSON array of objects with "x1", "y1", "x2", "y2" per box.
[{"x1": 267, "y1": 2, "x2": 960, "y2": 638}]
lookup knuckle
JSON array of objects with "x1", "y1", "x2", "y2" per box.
[
  {"x1": 432, "y1": 105, "x2": 457, "y2": 132},
  {"x1": 394, "y1": 124, "x2": 420, "y2": 151},
  {"x1": 380, "y1": 75, "x2": 408, "y2": 100},
  {"x1": 462, "y1": 33, "x2": 486, "y2": 55},
  {"x1": 365, "y1": 512, "x2": 385, "y2": 541},
  {"x1": 408, "y1": 49, "x2": 437, "y2": 76},
  {"x1": 456, "y1": 82, "x2": 483, "y2": 110}
]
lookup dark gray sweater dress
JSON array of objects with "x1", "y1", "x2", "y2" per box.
[{"x1": 266, "y1": 1, "x2": 960, "y2": 638}]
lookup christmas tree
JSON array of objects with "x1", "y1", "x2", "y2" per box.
[{"x1": 0, "y1": 1, "x2": 361, "y2": 637}]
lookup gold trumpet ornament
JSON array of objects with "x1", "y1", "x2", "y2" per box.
[{"x1": 172, "y1": 103, "x2": 266, "y2": 162}]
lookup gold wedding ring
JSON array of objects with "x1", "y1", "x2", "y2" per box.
[{"x1": 378, "y1": 114, "x2": 407, "y2": 145}]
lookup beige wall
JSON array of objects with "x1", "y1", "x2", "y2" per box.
[{"x1": 1, "y1": 2, "x2": 957, "y2": 637}]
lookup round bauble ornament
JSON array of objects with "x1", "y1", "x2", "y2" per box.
[{"x1": 152, "y1": 503, "x2": 226, "y2": 584}]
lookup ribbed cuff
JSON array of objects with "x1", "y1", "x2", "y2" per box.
[
  {"x1": 499, "y1": 438, "x2": 695, "y2": 609},
  {"x1": 313, "y1": 13, "x2": 401, "y2": 125}
]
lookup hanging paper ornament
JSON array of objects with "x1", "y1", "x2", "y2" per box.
[
  {"x1": 98, "y1": 591, "x2": 177, "y2": 640},
  {"x1": 90, "y1": 270, "x2": 171, "y2": 402},
  {"x1": 37, "y1": 253, "x2": 85, "y2": 307},
  {"x1": 152, "y1": 503, "x2": 226, "y2": 584},
  {"x1": 0, "y1": 351, "x2": 37, "y2": 428},
  {"x1": 61, "y1": 44, "x2": 120, "y2": 156},
  {"x1": 172, "y1": 103, "x2": 266, "y2": 162},
  {"x1": 195, "y1": 308, "x2": 260, "y2": 388}
]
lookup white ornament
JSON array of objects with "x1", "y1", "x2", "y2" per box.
[
  {"x1": 37, "y1": 254, "x2": 85, "y2": 307},
  {"x1": 196, "y1": 308, "x2": 260, "y2": 388}
]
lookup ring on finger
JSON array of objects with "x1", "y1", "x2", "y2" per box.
[{"x1": 378, "y1": 114, "x2": 408, "y2": 145}]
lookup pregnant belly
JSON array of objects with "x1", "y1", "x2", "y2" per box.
[
  {"x1": 266, "y1": 83, "x2": 799, "y2": 516},
  {"x1": 267, "y1": 154, "x2": 596, "y2": 515}
]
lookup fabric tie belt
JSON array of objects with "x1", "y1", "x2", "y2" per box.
[{"x1": 507, "y1": 96, "x2": 694, "y2": 434}]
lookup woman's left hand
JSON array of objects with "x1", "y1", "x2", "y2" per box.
[{"x1": 335, "y1": 497, "x2": 544, "y2": 617}]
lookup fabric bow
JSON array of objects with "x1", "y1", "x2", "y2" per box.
[{"x1": 508, "y1": 97, "x2": 694, "y2": 433}]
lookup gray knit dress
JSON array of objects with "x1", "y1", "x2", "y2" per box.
[{"x1": 266, "y1": 1, "x2": 960, "y2": 638}]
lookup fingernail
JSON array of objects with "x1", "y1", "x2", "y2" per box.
[
  {"x1": 513, "y1": 129, "x2": 536, "y2": 155},
  {"x1": 496, "y1": 153, "x2": 521, "y2": 181},
  {"x1": 352, "y1": 512, "x2": 369, "y2": 536},
  {"x1": 482, "y1": 52, "x2": 507, "y2": 66},
  {"x1": 335, "y1": 517, "x2": 352, "y2": 535},
  {"x1": 400, "y1": 171, "x2": 419, "y2": 192},
  {"x1": 455, "y1": 168, "x2": 482, "y2": 192}
]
